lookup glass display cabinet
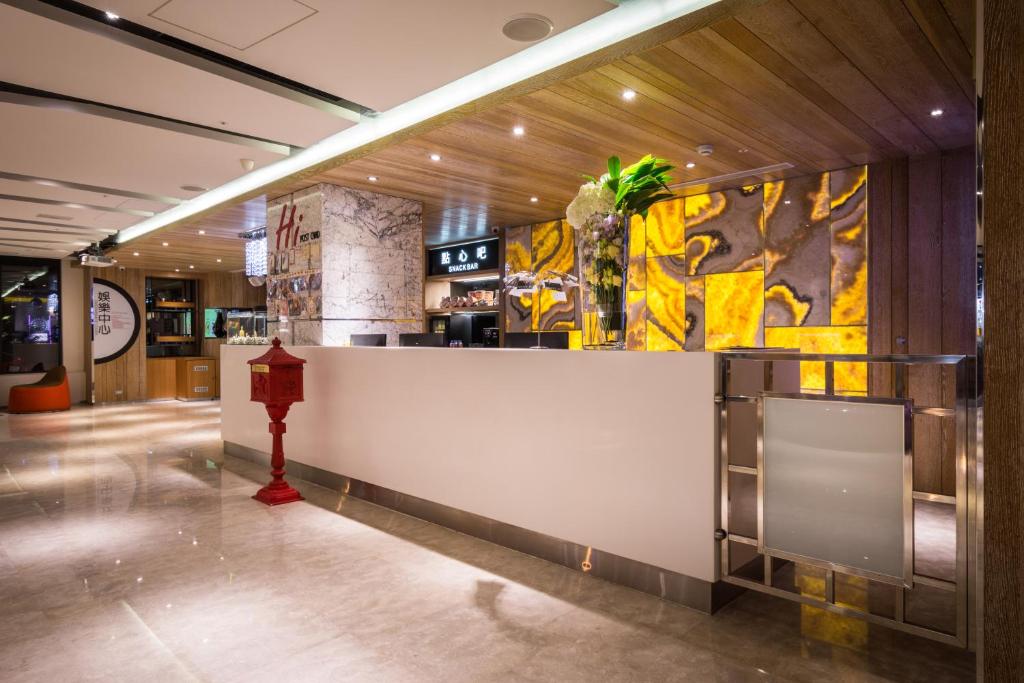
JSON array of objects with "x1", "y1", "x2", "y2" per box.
[{"x1": 145, "y1": 277, "x2": 197, "y2": 357}]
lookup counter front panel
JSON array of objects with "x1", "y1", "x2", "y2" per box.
[{"x1": 221, "y1": 346, "x2": 719, "y2": 583}]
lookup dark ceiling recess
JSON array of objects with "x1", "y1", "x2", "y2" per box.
[{"x1": 11, "y1": 0, "x2": 376, "y2": 117}]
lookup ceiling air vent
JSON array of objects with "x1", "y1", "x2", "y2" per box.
[{"x1": 502, "y1": 14, "x2": 554, "y2": 42}]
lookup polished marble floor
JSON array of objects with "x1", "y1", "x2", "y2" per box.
[{"x1": 0, "y1": 402, "x2": 975, "y2": 682}]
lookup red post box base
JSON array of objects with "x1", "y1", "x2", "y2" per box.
[{"x1": 252, "y1": 483, "x2": 304, "y2": 506}]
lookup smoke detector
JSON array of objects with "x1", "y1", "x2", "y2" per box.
[
  {"x1": 240, "y1": 158, "x2": 255, "y2": 172},
  {"x1": 697, "y1": 144, "x2": 714, "y2": 157},
  {"x1": 502, "y1": 14, "x2": 553, "y2": 42}
]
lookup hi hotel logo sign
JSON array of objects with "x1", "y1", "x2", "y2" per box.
[{"x1": 274, "y1": 201, "x2": 320, "y2": 250}]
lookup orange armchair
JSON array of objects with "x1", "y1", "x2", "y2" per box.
[{"x1": 7, "y1": 366, "x2": 71, "y2": 413}]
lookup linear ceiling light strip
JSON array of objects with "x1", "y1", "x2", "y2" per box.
[
  {"x1": 669, "y1": 163, "x2": 796, "y2": 189},
  {"x1": 116, "y1": 0, "x2": 718, "y2": 244}
]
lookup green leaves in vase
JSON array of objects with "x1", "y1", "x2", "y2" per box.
[{"x1": 603, "y1": 154, "x2": 675, "y2": 219}]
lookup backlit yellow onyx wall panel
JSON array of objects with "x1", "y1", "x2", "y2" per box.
[
  {"x1": 704, "y1": 271, "x2": 765, "y2": 350},
  {"x1": 503, "y1": 167, "x2": 868, "y2": 383},
  {"x1": 531, "y1": 220, "x2": 577, "y2": 331},
  {"x1": 505, "y1": 224, "x2": 533, "y2": 333},
  {"x1": 646, "y1": 198, "x2": 686, "y2": 257},
  {"x1": 830, "y1": 167, "x2": 868, "y2": 326},
  {"x1": 685, "y1": 187, "x2": 763, "y2": 276},
  {"x1": 765, "y1": 325, "x2": 868, "y2": 392},
  {"x1": 646, "y1": 255, "x2": 687, "y2": 351}
]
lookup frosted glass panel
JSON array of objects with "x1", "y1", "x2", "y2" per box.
[{"x1": 762, "y1": 396, "x2": 908, "y2": 582}]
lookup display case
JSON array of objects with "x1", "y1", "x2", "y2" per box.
[
  {"x1": 226, "y1": 308, "x2": 267, "y2": 341},
  {"x1": 146, "y1": 277, "x2": 197, "y2": 357}
]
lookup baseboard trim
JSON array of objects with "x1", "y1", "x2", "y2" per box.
[{"x1": 224, "y1": 440, "x2": 739, "y2": 614}]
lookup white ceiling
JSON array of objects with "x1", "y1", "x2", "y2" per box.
[
  {"x1": 0, "y1": 0, "x2": 613, "y2": 260},
  {"x1": 95, "y1": 0, "x2": 615, "y2": 111}
]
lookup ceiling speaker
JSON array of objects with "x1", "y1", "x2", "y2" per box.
[{"x1": 502, "y1": 14, "x2": 553, "y2": 42}]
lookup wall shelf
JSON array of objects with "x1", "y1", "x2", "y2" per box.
[{"x1": 425, "y1": 306, "x2": 500, "y2": 315}]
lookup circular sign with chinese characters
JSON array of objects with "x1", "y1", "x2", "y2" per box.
[{"x1": 92, "y1": 278, "x2": 140, "y2": 364}]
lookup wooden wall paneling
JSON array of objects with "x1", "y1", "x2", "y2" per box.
[
  {"x1": 867, "y1": 160, "x2": 894, "y2": 395},
  {"x1": 198, "y1": 272, "x2": 266, "y2": 357},
  {"x1": 889, "y1": 159, "x2": 911, "y2": 364},
  {"x1": 982, "y1": 0, "x2": 1024, "y2": 675},
  {"x1": 145, "y1": 358, "x2": 176, "y2": 400},
  {"x1": 82, "y1": 266, "x2": 93, "y2": 404},
  {"x1": 940, "y1": 148, "x2": 979, "y2": 357},
  {"x1": 907, "y1": 154, "x2": 947, "y2": 495},
  {"x1": 940, "y1": 147, "x2": 976, "y2": 495},
  {"x1": 91, "y1": 267, "x2": 146, "y2": 403},
  {"x1": 869, "y1": 149, "x2": 973, "y2": 496}
]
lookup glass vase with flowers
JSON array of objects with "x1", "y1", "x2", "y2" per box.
[{"x1": 567, "y1": 155, "x2": 675, "y2": 348}]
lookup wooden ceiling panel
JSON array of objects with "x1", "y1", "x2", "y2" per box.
[
  {"x1": 788, "y1": 0, "x2": 974, "y2": 149},
  {"x1": 622, "y1": 45, "x2": 848, "y2": 168},
  {"x1": 730, "y1": 0, "x2": 937, "y2": 156},
  {"x1": 107, "y1": 196, "x2": 265, "y2": 272},
  {"x1": 127, "y1": 0, "x2": 974, "y2": 251}
]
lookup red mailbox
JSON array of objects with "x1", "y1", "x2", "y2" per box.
[{"x1": 248, "y1": 338, "x2": 306, "y2": 506}]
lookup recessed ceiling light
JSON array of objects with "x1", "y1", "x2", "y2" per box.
[
  {"x1": 189, "y1": 265, "x2": 194, "y2": 269},
  {"x1": 132, "y1": 252, "x2": 139, "y2": 256},
  {"x1": 198, "y1": 230, "x2": 205, "y2": 235},
  {"x1": 502, "y1": 14, "x2": 553, "y2": 42},
  {"x1": 530, "y1": 196, "x2": 539, "y2": 203},
  {"x1": 367, "y1": 175, "x2": 378, "y2": 182},
  {"x1": 429, "y1": 153, "x2": 442, "y2": 162},
  {"x1": 685, "y1": 162, "x2": 696, "y2": 169},
  {"x1": 930, "y1": 108, "x2": 944, "y2": 117},
  {"x1": 216, "y1": 258, "x2": 222, "y2": 263},
  {"x1": 622, "y1": 89, "x2": 637, "y2": 101},
  {"x1": 512, "y1": 125, "x2": 525, "y2": 136},
  {"x1": 104, "y1": 11, "x2": 119, "y2": 20},
  {"x1": 162, "y1": 242, "x2": 169, "y2": 246},
  {"x1": 784, "y1": 200, "x2": 791, "y2": 205},
  {"x1": 112, "y1": 259, "x2": 118, "y2": 263},
  {"x1": 174, "y1": 268, "x2": 180, "y2": 272},
  {"x1": 180, "y1": 185, "x2": 207, "y2": 193}
]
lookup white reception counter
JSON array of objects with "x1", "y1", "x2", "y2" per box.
[{"x1": 220, "y1": 345, "x2": 723, "y2": 609}]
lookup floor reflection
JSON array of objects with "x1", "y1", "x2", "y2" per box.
[{"x1": 0, "y1": 401, "x2": 975, "y2": 682}]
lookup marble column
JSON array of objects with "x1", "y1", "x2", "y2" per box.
[{"x1": 266, "y1": 184, "x2": 423, "y2": 346}]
